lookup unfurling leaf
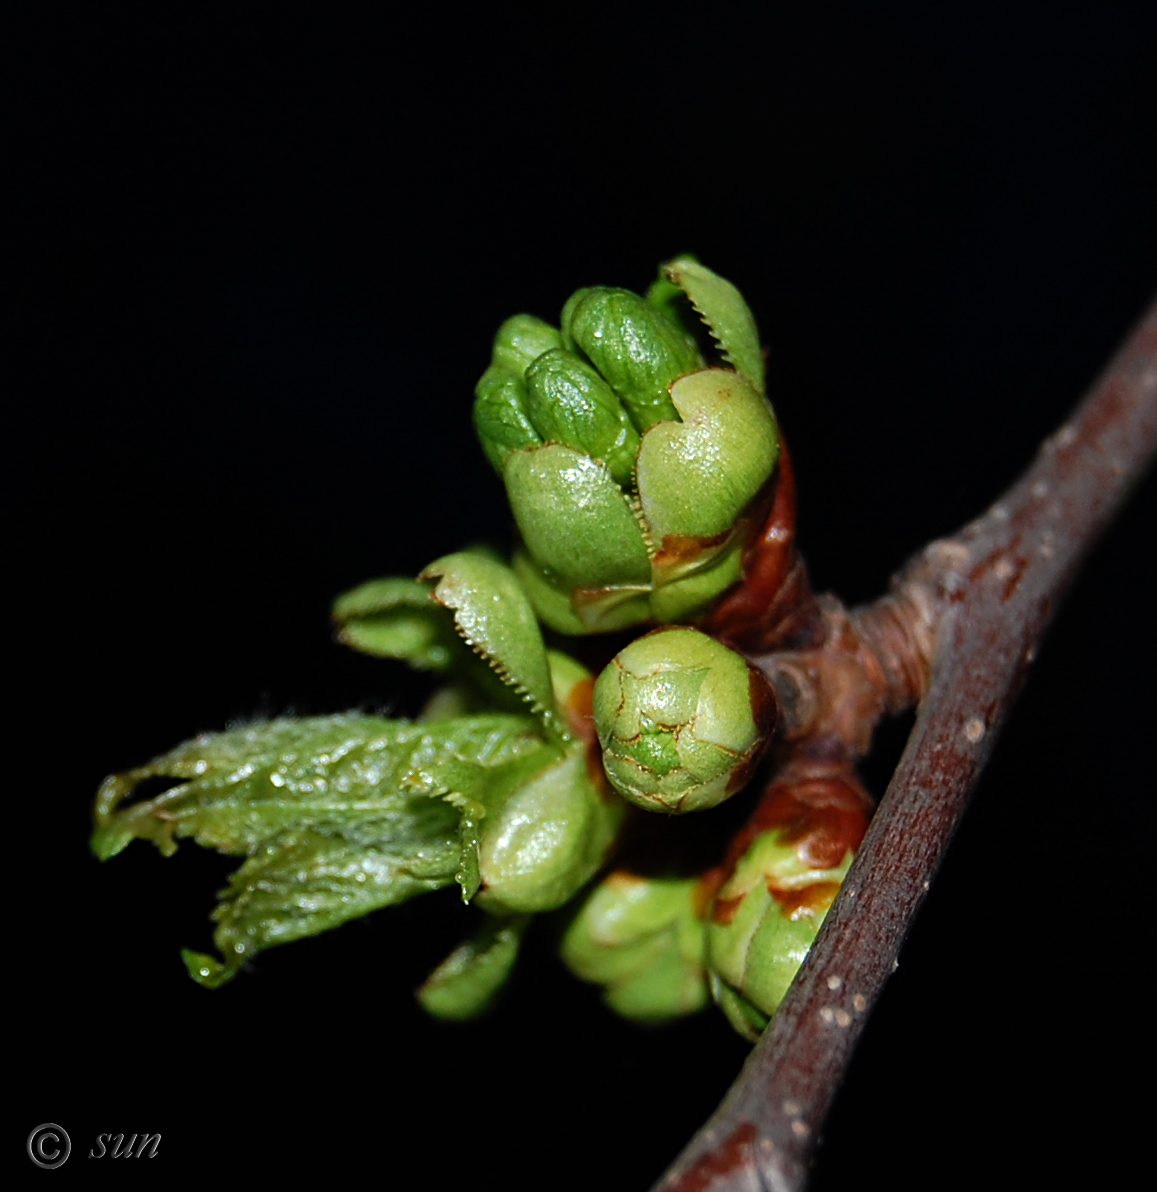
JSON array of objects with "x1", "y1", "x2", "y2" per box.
[
  {"x1": 332, "y1": 557, "x2": 540, "y2": 715},
  {"x1": 331, "y1": 576, "x2": 459, "y2": 670},
  {"x1": 93, "y1": 712, "x2": 550, "y2": 983},
  {"x1": 661, "y1": 256, "x2": 766, "y2": 395},
  {"x1": 93, "y1": 712, "x2": 544, "y2": 859},
  {"x1": 420, "y1": 551, "x2": 567, "y2": 741},
  {"x1": 181, "y1": 822, "x2": 460, "y2": 988},
  {"x1": 417, "y1": 914, "x2": 530, "y2": 1019}
]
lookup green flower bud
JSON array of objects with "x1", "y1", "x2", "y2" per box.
[
  {"x1": 560, "y1": 871, "x2": 709, "y2": 1023},
  {"x1": 704, "y1": 770, "x2": 871, "y2": 1038},
  {"x1": 705, "y1": 828, "x2": 853, "y2": 1040},
  {"x1": 473, "y1": 365, "x2": 541, "y2": 474},
  {"x1": 476, "y1": 260, "x2": 780, "y2": 634},
  {"x1": 491, "y1": 314, "x2": 562, "y2": 376},
  {"x1": 473, "y1": 315, "x2": 562, "y2": 474},
  {"x1": 524, "y1": 349, "x2": 640, "y2": 486},
  {"x1": 563, "y1": 287, "x2": 701, "y2": 430},
  {"x1": 472, "y1": 746, "x2": 624, "y2": 914},
  {"x1": 592, "y1": 627, "x2": 775, "y2": 813}
]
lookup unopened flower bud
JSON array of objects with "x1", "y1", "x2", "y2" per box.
[
  {"x1": 592, "y1": 627, "x2": 775, "y2": 813},
  {"x1": 524, "y1": 349, "x2": 640, "y2": 486},
  {"x1": 473, "y1": 365, "x2": 542, "y2": 474},
  {"x1": 560, "y1": 871, "x2": 709, "y2": 1022},
  {"x1": 473, "y1": 314, "x2": 562, "y2": 474},
  {"x1": 562, "y1": 286, "x2": 701, "y2": 430},
  {"x1": 474, "y1": 260, "x2": 781, "y2": 633},
  {"x1": 491, "y1": 314, "x2": 562, "y2": 375},
  {"x1": 705, "y1": 766, "x2": 872, "y2": 1038}
]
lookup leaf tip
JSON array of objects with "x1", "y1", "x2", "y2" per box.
[
  {"x1": 89, "y1": 823, "x2": 133, "y2": 861},
  {"x1": 181, "y1": 948, "x2": 236, "y2": 989}
]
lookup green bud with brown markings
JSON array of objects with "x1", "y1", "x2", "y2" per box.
[
  {"x1": 591, "y1": 626, "x2": 776, "y2": 813},
  {"x1": 704, "y1": 768, "x2": 872, "y2": 1038}
]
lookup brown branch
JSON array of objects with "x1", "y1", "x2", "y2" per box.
[{"x1": 653, "y1": 295, "x2": 1157, "y2": 1192}]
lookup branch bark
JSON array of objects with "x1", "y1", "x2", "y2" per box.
[{"x1": 653, "y1": 295, "x2": 1157, "y2": 1192}]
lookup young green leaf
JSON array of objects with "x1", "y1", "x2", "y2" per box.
[
  {"x1": 662, "y1": 257, "x2": 766, "y2": 395},
  {"x1": 420, "y1": 551, "x2": 566, "y2": 741},
  {"x1": 93, "y1": 712, "x2": 562, "y2": 985},
  {"x1": 92, "y1": 712, "x2": 544, "y2": 861},
  {"x1": 182, "y1": 820, "x2": 462, "y2": 988},
  {"x1": 416, "y1": 914, "x2": 530, "y2": 1019},
  {"x1": 332, "y1": 576, "x2": 462, "y2": 669}
]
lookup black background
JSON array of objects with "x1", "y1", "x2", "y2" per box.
[{"x1": 13, "y1": 6, "x2": 1156, "y2": 1188}]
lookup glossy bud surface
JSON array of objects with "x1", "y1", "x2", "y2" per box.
[
  {"x1": 474, "y1": 259, "x2": 781, "y2": 634},
  {"x1": 592, "y1": 627, "x2": 774, "y2": 812}
]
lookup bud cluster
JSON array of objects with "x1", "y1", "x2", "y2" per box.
[{"x1": 474, "y1": 259, "x2": 779, "y2": 634}]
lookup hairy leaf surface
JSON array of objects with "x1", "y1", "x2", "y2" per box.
[
  {"x1": 93, "y1": 713, "x2": 556, "y2": 983},
  {"x1": 93, "y1": 712, "x2": 546, "y2": 860}
]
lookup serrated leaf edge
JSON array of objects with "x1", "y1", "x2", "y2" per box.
[
  {"x1": 663, "y1": 263, "x2": 763, "y2": 394},
  {"x1": 436, "y1": 597, "x2": 571, "y2": 744}
]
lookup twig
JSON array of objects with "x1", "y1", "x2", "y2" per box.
[{"x1": 653, "y1": 295, "x2": 1157, "y2": 1192}]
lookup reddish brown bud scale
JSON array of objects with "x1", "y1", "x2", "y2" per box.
[
  {"x1": 651, "y1": 528, "x2": 733, "y2": 570},
  {"x1": 699, "y1": 443, "x2": 823, "y2": 652},
  {"x1": 717, "y1": 758, "x2": 874, "y2": 901},
  {"x1": 561, "y1": 674, "x2": 618, "y2": 797}
]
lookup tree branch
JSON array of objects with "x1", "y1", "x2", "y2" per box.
[{"x1": 653, "y1": 295, "x2": 1157, "y2": 1192}]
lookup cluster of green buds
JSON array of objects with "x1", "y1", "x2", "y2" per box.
[
  {"x1": 91, "y1": 257, "x2": 849, "y2": 1044},
  {"x1": 560, "y1": 871, "x2": 710, "y2": 1023},
  {"x1": 561, "y1": 766, "x2": 871, "y2": 1036},
  {"x1": 474, "y1": 258, "x2": 780, "y2": 634}
]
